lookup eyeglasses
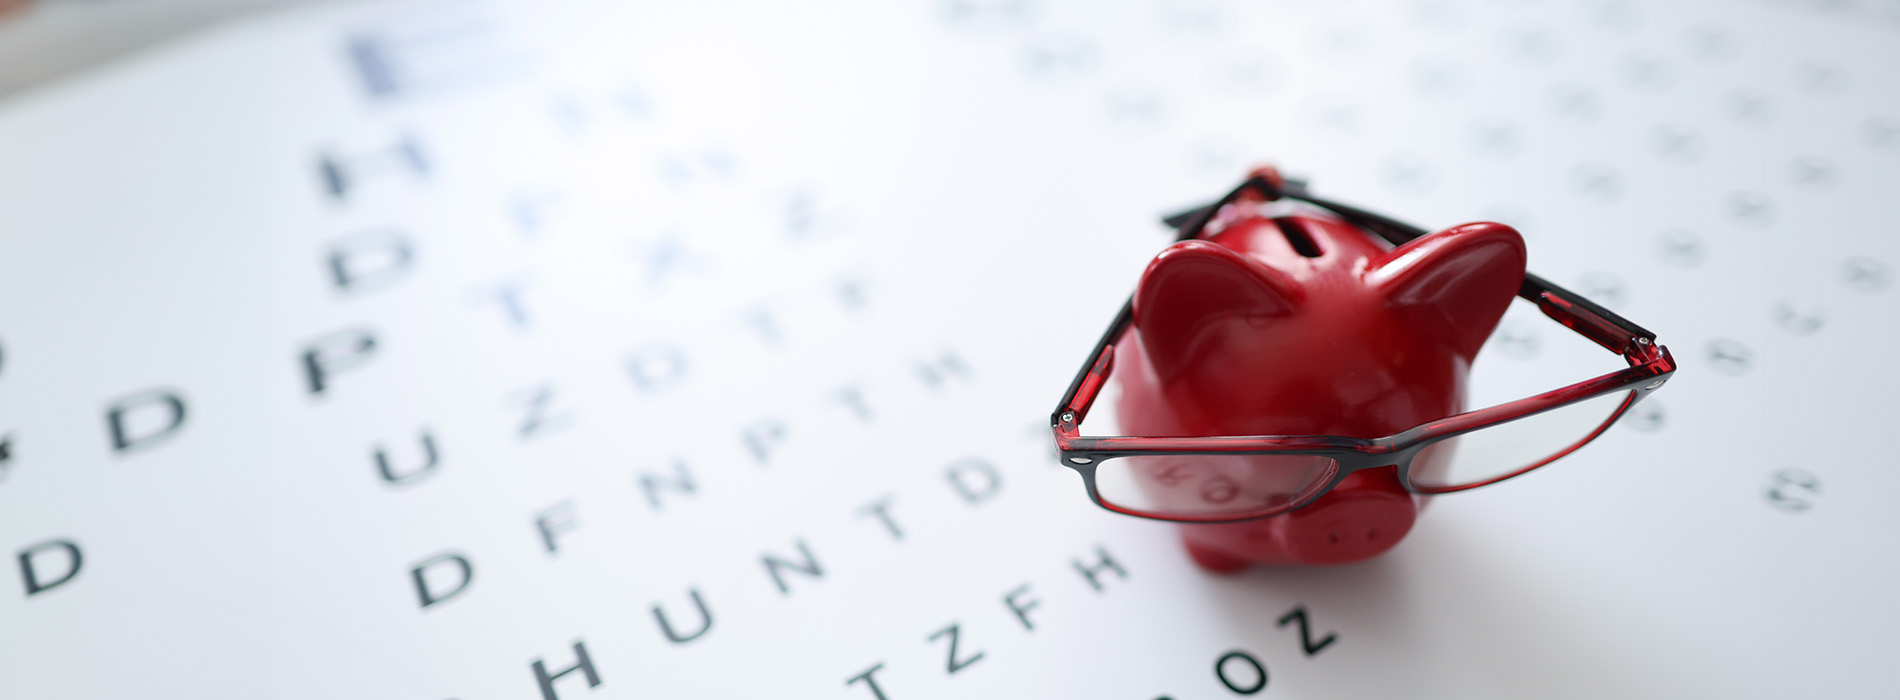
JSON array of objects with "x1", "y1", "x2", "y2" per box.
[{"x1": 1050, "y1": 174, "x2": 1676, "y2": 524}]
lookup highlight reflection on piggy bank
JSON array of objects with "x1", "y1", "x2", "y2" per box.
[{"x1": 1050, "y1": 168, "x2": 1675, "y2": 571}]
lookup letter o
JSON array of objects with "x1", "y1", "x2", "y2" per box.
[{"x1": 1215, "y1": 650, "x2": 1267, "y2": 695}]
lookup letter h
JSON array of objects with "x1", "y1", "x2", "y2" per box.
[
  {"x1": 317, "y1": 134, "x2": 428, "y2": 202},
  {"x1": 531, "y1": 640, "x2": 601, "y2": 700}
]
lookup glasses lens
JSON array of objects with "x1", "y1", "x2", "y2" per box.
[
  {"x1": 1408, "y1": 390, "x2": 1634, "y2": 493},
  {"x1": 1092, "y1": 453, "x2": 1340, "y2": 521}
]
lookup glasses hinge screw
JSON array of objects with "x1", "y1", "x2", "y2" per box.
[{"x1": 1060, "y1": 412, "x2": 1076, "y2": 424}]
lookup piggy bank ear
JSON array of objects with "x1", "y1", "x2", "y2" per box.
[
  {"x1": 1133, "y1": 240, "x2": 1304, "y2": 383},
  {"x1": 1368, "y1": 222, "x2": 1527, "y2": 359}
]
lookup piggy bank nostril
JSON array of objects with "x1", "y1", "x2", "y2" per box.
[{"x1": 1277, "y1": 491, "x2": 1418, "y2": 564}]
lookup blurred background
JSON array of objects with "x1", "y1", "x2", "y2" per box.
[
  {"x1": 0, "y1": 0, "x2": 331, "y2": 95},
  {"x1": 2, "y1": 1, "x2": 1897, "y2": 698}
]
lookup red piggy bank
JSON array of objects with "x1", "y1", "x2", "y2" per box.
[{"x1": 1112, "y1": 186, "x2": 1526, "y2": 570}]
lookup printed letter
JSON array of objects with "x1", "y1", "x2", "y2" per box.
[
  {"x1": 742, "y1": 419, "x2": 786, "y2": 465},
  {"x1": 834, "y1": 385, "x2": 873, "y2": 422},
  {"x1": 511, "y1": 384, "x2": 573, "y2": 439},
  {"x1": 327, "y1": 230, "x2": 415, "y2": 294},
  {"x1": 17, "y1": 539, "x2": 82, "y2": 596},
  {"x1": 946, "y1": 457, "x2": 1002, "y2": 505},
  {"x1": 927, "y1": 622, "x2": 986, "y2": 675},
  {"x1": 106, "y1": 389, "x2": 187, "y2": 454},
  {"x1": 346, "y1": 4, "x2": 518, "y2": 100},
  {"x1": 1276, "y1": 606, "x2": 1337, "y2": 657},
  {"x1": 638, "y1": 460, "x2": 696, "y2": 512},
  {"x1": 536, "y1": 502, "x2": 579, "y2": 555},
  {"x1": 474, "y1": 281, "x2": 531, "y2": 330},
  {"x1": 1215, "y1": 650, "x2": 1268, "y2": 695},
  {"x1": 914, "y1": 349, "x2": 971, "y2": 390},
  {"x1": 373, "y1": 429, "x2": 439, "y2": 485},
  {"x1": 1071, "y1": 545, "x2": 1128, "y2": 593},
  {"x1": 302, "y1": 327, "x2": 378, "y2": 395},
  {"x1": 530, "y1": 640, "x2": 601, "y2": 700},
  {"x1": 856, "y1": 496, "x2": 903, "y2": 542},
  {"x1": 1004, "y1": 584, "x2": 1040, "y2": 631},
  {"x1": 652, "y1": 587, "x2": 714, "y2": 645},
  {"x1": 762, "y1": 539, "x2": 823, "y2": 596},
  {"x1": 625, "y1": 344, "x2": 688, "y2": 394},
  {"x1": 317, "y1": 134, "x2": 429, "y2": 201},
  {"x1": 846, "y1": 663, "x2": 891, "y2": 700},
  {"x1": 411, "y1": 551, "x2": 473, "y2": 609}
]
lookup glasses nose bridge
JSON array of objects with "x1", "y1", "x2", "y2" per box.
[
  {"x1": 1315, "y1": 442, "x2": 1420, "y2": 492},
  {"x1": 1312, "y1": 449, "x2": 1397, "y2": 480}
]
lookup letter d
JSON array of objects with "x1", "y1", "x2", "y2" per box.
[
  {"x1": 19, "y1": 539, "x2": 82, "y2": 596},
  {"x1": 411, "y1": 551, "x2": 473, "y2": 609}
]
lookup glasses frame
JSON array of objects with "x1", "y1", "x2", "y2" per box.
[{"x1": 1051, "y1": 175, "x2": 1678, "y2": 524}]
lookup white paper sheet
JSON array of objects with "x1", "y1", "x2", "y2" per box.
[{"x1": 2, "y1": 1, "x2": 1896, "y2": 698}]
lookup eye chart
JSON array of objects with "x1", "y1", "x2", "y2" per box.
[{"x1": 1, "y1": 0, "x2": 1896, "y2": 698}]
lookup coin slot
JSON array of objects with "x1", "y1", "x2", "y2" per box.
[{"x1": 1274, "y1": 218, "x2": 1323, "y2": 258}]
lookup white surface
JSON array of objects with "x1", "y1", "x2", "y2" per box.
[
  {"x1": 0, "y1": 1, "x2": 1895, "y2": 698},
  {"x1": 0, "y1": 0, "x2": 330, "y2": 98}
]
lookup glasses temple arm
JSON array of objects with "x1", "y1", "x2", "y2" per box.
[
  {"x1": 1518, "y1": 272, "x2": 1656, "y2": 347},
  {"x1": 1053, "y1": 297, "x2": 1132, "y2": 432},
  {"x1": 1159, "y1": 175, "x2": 1298, "y2": 238},
  {"x1": 1060, "y1": 177, "x2": 1292, "y2": 431},
  {"x1": 1159, "y1": 184, "x2": 1659, "y2": 351}
]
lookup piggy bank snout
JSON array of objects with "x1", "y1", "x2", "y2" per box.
[{"x1": 1278, "y1": 474, "x2": 1416, "y2": 565}]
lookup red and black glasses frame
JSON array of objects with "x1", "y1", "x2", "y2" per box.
[{"x1": 1050, "y1": 175, "x2": 1678, "y2": 524}]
